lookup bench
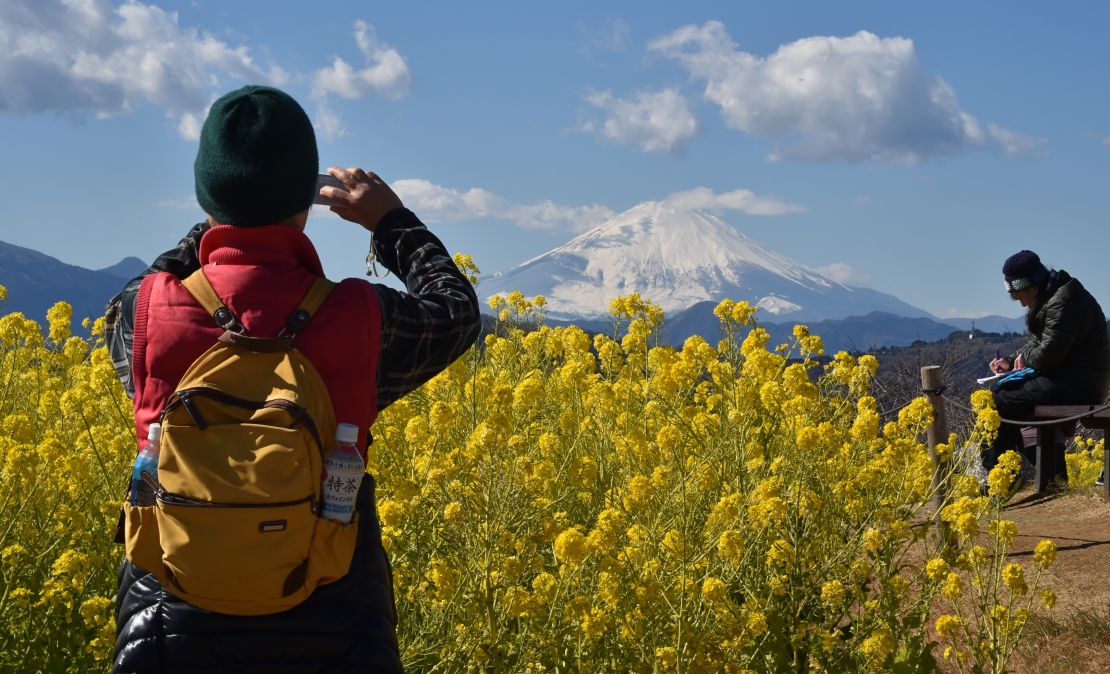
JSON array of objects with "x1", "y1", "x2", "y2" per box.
[{"x1": 1032, "y1": 405, "x2": 1110, "y2": 500}]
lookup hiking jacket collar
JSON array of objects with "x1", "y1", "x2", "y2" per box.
[{"x1": 200, "y1": 224, "x2": 325, "y2": 275}]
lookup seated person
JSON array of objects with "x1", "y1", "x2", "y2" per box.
[{"x1": 981, "y1": 250, "x2": 1110, "y2": 488}]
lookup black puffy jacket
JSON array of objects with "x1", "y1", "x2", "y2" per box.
[
  {"x1": 1020, "y1": 269, "x2": 1110, "y2": 400},
  {"x1": 113, "y1": 475, "x2": 402, "y2": 674}
]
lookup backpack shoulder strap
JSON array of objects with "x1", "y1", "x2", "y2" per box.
[
  {"x1": 180, "y1": 269, "x2": 245, "y2": 333},
  {"x1": 180, "y1": 269, "x2": 335, "y2": 340},
  {"x1": 298, "y1": 277, "x2": 337, "y2": 317},
  {"x1": 279, "y1": 277, "x2": 337, "y2": 339}
]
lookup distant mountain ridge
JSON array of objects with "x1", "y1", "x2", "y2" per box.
[
  {"x1": 1, "y1": 234, "x2": 1027, "y2": 354},
  {"x1": 481, "y1": 201, "x2": 934, "y2": 323},
  {"x1": 98, "y1": 257, "x2": 148, "y2": 279},
  {"x1": 0, "y1": 240, "x2": 142, "y2": 323},
  {"x1": 666, "y1": 305, "x2": 968, "y2": 353},
  {"x1": 940, "y1": 315, "x2": 1025, "y2": 335}
]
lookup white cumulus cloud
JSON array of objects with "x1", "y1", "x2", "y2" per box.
[
  {"x1": 662, "y1": 186, "x2": 806, "y2": 215},
  {"x1": 0, "y1": 0, "x2": 284, "y2": 138},
  {"x1": 309, "y1": 20, "x2": 412, "y2": 141},
  {"x1": 0, "y1": 4, "x2": 411, "y2": 141},
  {"x1": 505, "y1": 202, "x2": 621, "y2": 232},
  {"x1": 392, "y1": 180, "x2": 504, "y2": 221},
  {"x1": 314, "y1": 100, "x2": 348, "y2": 141},
  {"x1": 581, "y1": 88, "x2": 698, "y2": 153},
  {"x1": 987, "y1": 122, "x2": 1044, "y2": 157},
  {"x1": 312, "y1": 20, "x2": 411, "y2": 101},
  {"x1": 176, "y1": 111, "x2": 204, "y2": 141},
  {"x1": 648, "y1": 21, "x2": 1038, "y2": 163},
  {"x1": 393, "y1": 180, "x2": 804, "y2": 232},
  {"x1": 393, "y1": 179, "x2": 615, "y2": 232},
  {"x1": 815, "y1": 263, "x2": 872, "y2": 286}
]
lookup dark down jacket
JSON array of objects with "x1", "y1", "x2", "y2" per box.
[
  {"x1": 1019, "y1": 270, "x2": 1110, "y2": 400},
  {"x1": 113, "y1": 475, "x2": 402, "y2": 674}
]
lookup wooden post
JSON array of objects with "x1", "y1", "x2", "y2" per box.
[
  {"x1": 1103, "y1": 438, "x2": 1109, "y2": 502},
  {"x1": 1035, "y1": 426, "x2": 1053, "y2": 494},
  {"x1": 921, "y1": 366, "x2": 950, "y2": 543}
]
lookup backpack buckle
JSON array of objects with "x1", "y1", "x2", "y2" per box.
[
  {"x1": 213, "y1": 307, "x2": 245, "y2": 334},
  {"x1": 278, "y1": 308, "x2": 311, "y2": 338}
]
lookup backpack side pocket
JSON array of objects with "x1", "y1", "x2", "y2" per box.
[{"x1": 123, "y1": 503, "x2": 163, "y2": 575}]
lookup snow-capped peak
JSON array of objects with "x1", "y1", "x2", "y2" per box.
[
  {"x1": 481, "y1": 201, "x2": 928, "y2": 322},
  {"x1": 539, "y1": 201, "x2": 830, "y2": 287}
]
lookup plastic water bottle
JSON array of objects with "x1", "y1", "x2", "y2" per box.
[
  {"x1": 321, "y1": 423, "x2": 365, "y2": 523},
  {"x1": 129, "y1": 423, "x2": 161, "y2": 506}
]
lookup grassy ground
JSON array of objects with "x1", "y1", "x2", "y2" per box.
[
  {"x1": 1012, "y1": 605, "x2": 1110, "y2": 673},
  {"x1": 976, "y1": 489, "x2": 1109, "y2": 673}
]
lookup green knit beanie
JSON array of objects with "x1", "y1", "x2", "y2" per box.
[{"x1": 194, "y1": 85, "x2": 318, "y2": 227}]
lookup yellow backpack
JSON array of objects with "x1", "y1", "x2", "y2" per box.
[{"x1": 123, "y1": 269, "x2": 359, "y2": 616}]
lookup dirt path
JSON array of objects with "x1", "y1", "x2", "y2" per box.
[{"x1": 1000, "y1": 489, "x2": 1110, "y2": 673}]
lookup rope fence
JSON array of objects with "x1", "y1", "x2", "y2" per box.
[
  {"x1": 938, "y1": 394, "x2": 1110, "y2": 427},
  {"x1": 915, "y1": 364, "x2": 1109, "y2": 502},
  {"x1": 878, "y1": 400, "x2": 914, "y2": 419}
]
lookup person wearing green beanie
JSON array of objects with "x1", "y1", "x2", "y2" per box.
[
  {"x1": 106, "y1": 85, "x2": 481, "y2": 673},
  {"x1": 194, "y1": 85, "x2": 320, "y2": 228}
]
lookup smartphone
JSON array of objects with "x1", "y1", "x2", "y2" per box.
[{"x1": 313, "y1": 173, "x2": 348, "y2": 207}]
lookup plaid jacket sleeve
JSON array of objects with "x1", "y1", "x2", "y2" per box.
[
  {"x1": 104, "y1": 222, "x2": 210, "y2": 398},
  {"x1": 370, "y1": 208, "x2": 482, "y2": 411}
]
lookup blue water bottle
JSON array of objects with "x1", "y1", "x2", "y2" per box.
[{"x1": 130, "y1": 423, "x2": 162, "y2": 506}]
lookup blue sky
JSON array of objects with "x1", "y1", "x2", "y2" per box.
[{"x1": 2, "y1": 0, "x2": 1108, "y2": 319}]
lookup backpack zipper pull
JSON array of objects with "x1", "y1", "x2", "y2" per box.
[
  {"x1": 179, "y1": 391, "x2": 209, "y2": 430},
  {"x1": 141, "y1": 470, "x2": 163, "y2": 497}
]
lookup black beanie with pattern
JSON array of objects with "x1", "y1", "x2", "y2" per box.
[
  {"x1": 194, "y1": 85, "x2": 318, "y2": 227},
  {"x1": 1002, "y1": 250, "x2": 1049, "y2": 292}
]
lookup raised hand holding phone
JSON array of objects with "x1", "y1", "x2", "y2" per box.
[
  {"x1": 313, "y1": 173, "x2": 348, "y2": 207},
  {"x1": 318, "y1": 166, "x2": 402, "y2": 233}
]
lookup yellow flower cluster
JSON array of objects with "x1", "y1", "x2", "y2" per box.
[
  {"x1": 361, "y1": 288, "x2": 1055, "y2": 671},
  {"x1": 0, "y1": 302, "x2": 129, "y2": 671},
  {"x1": 969, "y1": 389, "x2": 1002, "y2": 448},
  {"x1": 987, "y1": 450, "x2": 1023, "y2": 498},
  {"x1": 1066, "y1": 435, "x2": 1105, "y2": 488},
  {"x1": 925, "y1": 558, "x2": 949, "y2": 582},
  {"x1": 488, "y1": 290, "x2": 547, "y2": 326},
  {"x1": 0, "y1": 284, "x2": 1061, "y2": 672},
  {"x1": 935, "y1": 614, "x2": 963, "y2": 639},
  {"x1": 935, "y1": 476, "x2": 1059, "y2": 673},
  {"x1": 452, "y1": 253, "x2": 481, "y2": 286},
  {"x1": 1033, "y1": 539, "x2": 1057, "y2": 569}
]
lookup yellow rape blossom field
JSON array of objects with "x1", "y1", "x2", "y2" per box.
[{"x1": 0, "y1": 270, "x2": 1065, "y2": 673}]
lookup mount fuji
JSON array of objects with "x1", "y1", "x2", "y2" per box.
[{"x1": 480, "y1": 201, "x2": 932, "y2": 323}]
